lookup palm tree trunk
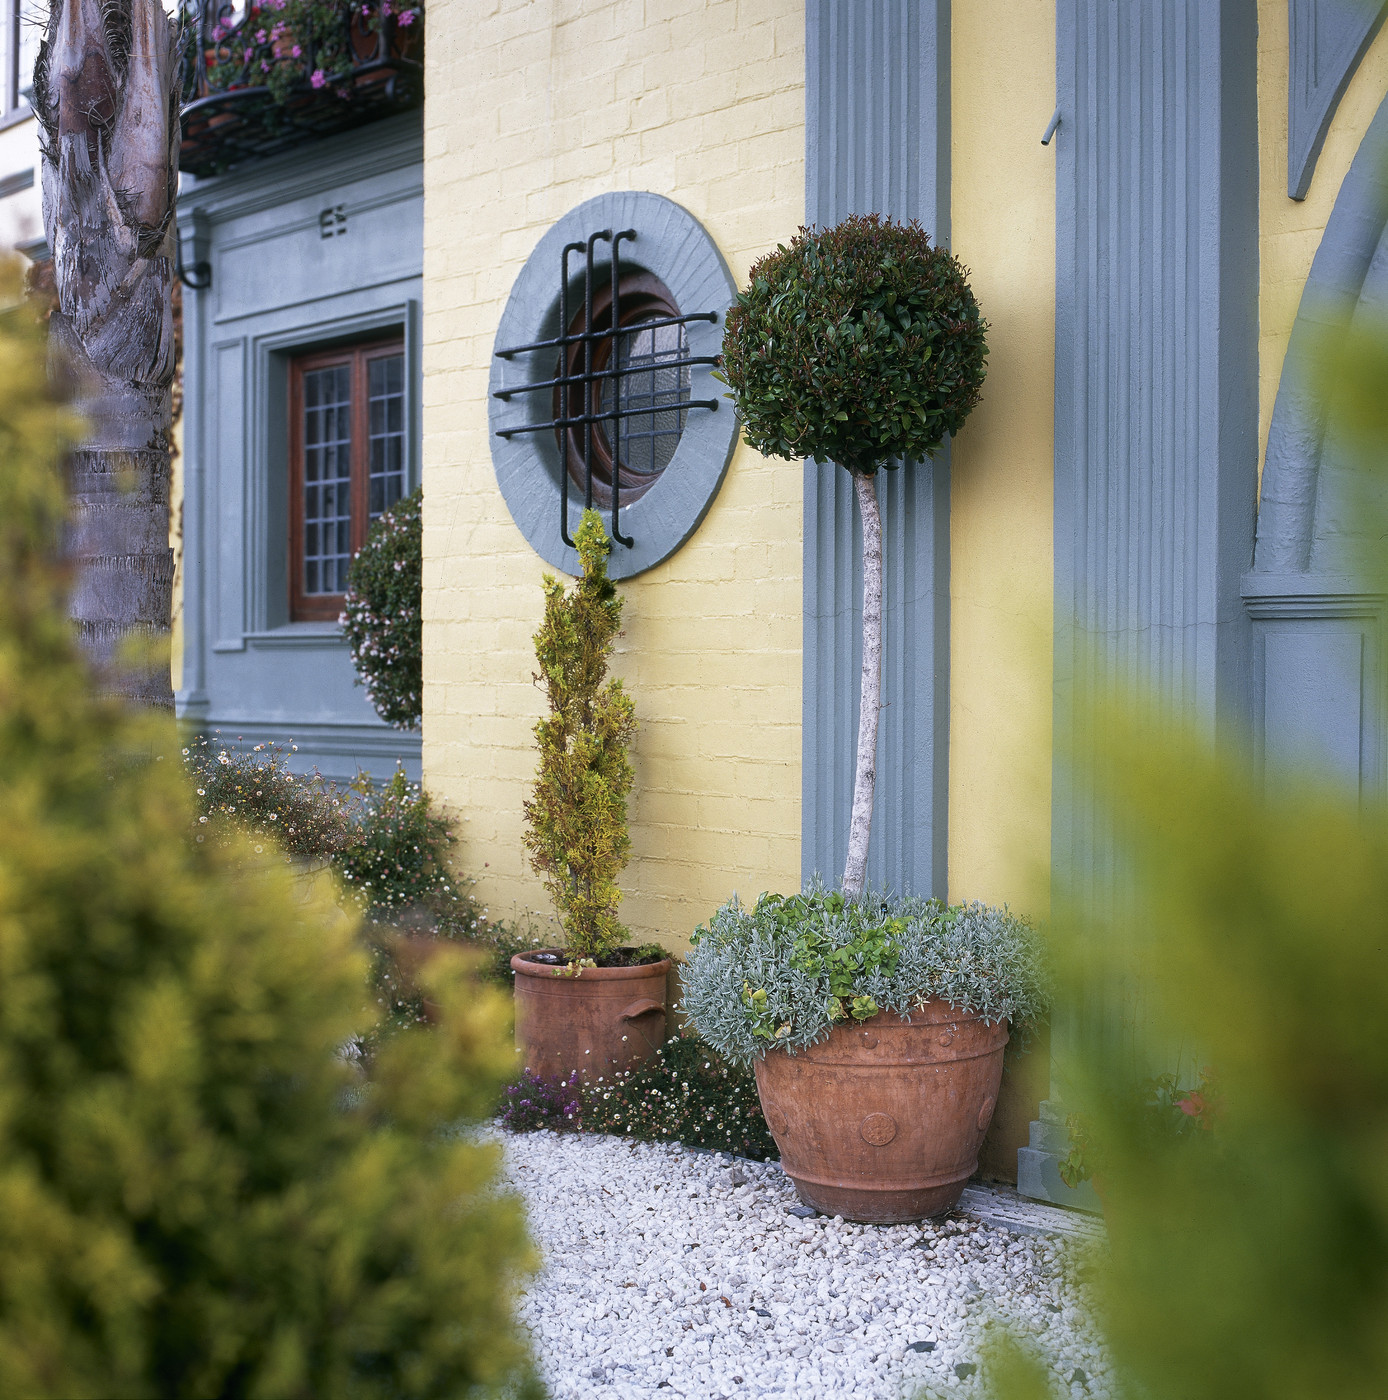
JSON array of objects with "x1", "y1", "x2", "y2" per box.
[
  {"x1": 35, "y1": 0, "x2": 181, "y2": 709},
  {"x1": 842, "y1": 467, "x2": 883, "y2": 895}
]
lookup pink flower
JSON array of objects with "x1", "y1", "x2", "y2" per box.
[
  {"x1": 255, "y1": 27, "x2": 267, "y2": 41},
  {"x1": 291, "y1": 43, "x2": 301, "y2": 56},
  {"x1": 397, "y1": 9, "x2": 414, "y2": 23},
  {"x1": 310, "y1": 68, "x2": 327, "y2": 87}
]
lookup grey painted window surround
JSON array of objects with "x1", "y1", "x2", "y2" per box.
[
  {"x1": 803, "y1": 0, "x2": 952, "y2": 901},
  {"x1": 176, "y1": 114, "x2": 424, "y2": 781},
  {"x1": 488, "y1": 192, "x2": 738, "y2": 581},
  {"x1": 1018, "y1": 0, "x2": 1260, "y2": 1211},
  {"x1": 1243, "y1": 91, "x2": 1388, "y2": 793}
]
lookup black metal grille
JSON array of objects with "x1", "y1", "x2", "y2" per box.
[{"x1": 493, "y1": 229, "x2": 719, "y2": 549}]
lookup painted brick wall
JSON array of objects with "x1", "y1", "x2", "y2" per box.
[{"x1": 421, "y1": 0, "x2": 805, "y2": 949}]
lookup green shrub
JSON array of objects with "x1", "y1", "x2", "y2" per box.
[
  {"x1": 340, "y1": 486, "x2": 422, "y2": 730},
  {"x1": 0, "y1": 276, "x2": 538, "y2": 1399},
  {"x1": 718, "y1": 214, "x2": 987, "y2": 474},
  {"x1": 583, "y1": 1034, "x2": 778, "y2": 1161},
  {"x1": 680, "y1": 886, "x2": 1048, "y2": 1066},
  {"x1": 522, "y1": 509, "x2": 637, "y2": 964},
  {"x1": 183, "y1": 733, "x2": 353, "y2": 858}
]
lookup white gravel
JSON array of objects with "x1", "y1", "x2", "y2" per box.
[{"x1": 495, "y1": 1129, "x2": 1110, "y2": 1400}]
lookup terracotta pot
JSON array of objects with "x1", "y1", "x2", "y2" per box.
[
  {"x1": 753, "y1": 1002, "x2": 1008, "y2": 1223},
  {"x1": 511, "y1": 950, "x2": 669, "y2": 1082}
]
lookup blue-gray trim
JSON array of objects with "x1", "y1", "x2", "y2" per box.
[
  {"x1": 1287, "y1": 0, "x2": 1388, "y2": 200},
  {"x1": 488, "y1": 192, "x2": 738, "y2": 581},
  {"x1": 1023, "y1": 0, "x2": 1260, "y2": 1209},
  {"x1": 802, "y1": 0, "x2": 951, "y2": 899},
  {"x1": 176, "y1": 114, "x2": 424, "y2": 782},
  {"x1": 1244, "y1": 92, "x2": 1388, "y2": 791}
]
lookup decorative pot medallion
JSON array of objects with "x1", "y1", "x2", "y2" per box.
[
  {"x1": 977, "y1": 1095, "x2": 997, "y2": 1133},
  {"x1": 859, "y1": 1112, "x2": 898, "y2": 1146},
  {"x1": 765, "y1": 1104, "x2": 790, "y2": 1136}
]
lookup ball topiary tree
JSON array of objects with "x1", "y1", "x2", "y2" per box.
[
  {"x1": 719, "y1": 215, "x2": 988, "y2": 892},
  {"x1": 0, "y1": 274, "x2": 538, "y2": 1398},
  {"x1": 341, "y1": 487, "x2": 423, "y2": 730},
  {"x1": 523, "y1": 510, "x2": 637, "y2": 964}
]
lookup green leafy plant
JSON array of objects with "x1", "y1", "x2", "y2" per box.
[
  {"x1": 718, "y1": 216, "x2": 988, "y2": 890},
  {"x1": 680, "y1": 885, "x2": 1047, "y2": 1066},
  {"x1": 340, "y1": 486, "x2": 422, "y2": 730},
  {"x1": 522, "y1": 509, "x2": 637, "y2": 965},
  {"x1": 0, "y1": 273, "x2": 538, "y2": 1398}
]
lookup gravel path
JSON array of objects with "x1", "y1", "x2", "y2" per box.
[{"x1": 496, "y1": 1130, "x2": 1110, "y2": 1400}]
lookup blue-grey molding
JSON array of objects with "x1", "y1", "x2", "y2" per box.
[
  {"x1": 175, "y1": 113, "x2": 424, "y2": 783},
  {"x1": 1287, "y1": 0, "x2": 1388, "y2": 200},
  {"x1": 1245, "y1": 93, "x2": 1388, "y2": 791},
  {"x1": 488, "y1": 192, "x2": 738, "y2": 582},
  {"x1": 1021, "y1": 0, "x2": 1260, "y2": 1210},
  {"x1": 802, "y1": 0, "x2": 951, "y2": 899}
]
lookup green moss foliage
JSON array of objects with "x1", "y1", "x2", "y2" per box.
[
  {"x1": 680, "y1": 886, "x2": 1047, "y2": 1066},
  {"x1": 523, "y1": 510, "x2": 636, "y2": 964},
  {"x1": 341, "y1": 486, "x2": 422, "y2": 730},
  {"x1": 0, "y1": 276, "x2": 538, "y2": 1398},
  {"x1": 717, "y1": 214, "x2": 988, "y2": 474}
]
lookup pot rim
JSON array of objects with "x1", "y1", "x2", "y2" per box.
[
  {"x1": 751, "y1": 1000, "x2": 1010, "y2": 1057},
  {"x1": 510, "y1": 948, "x2": 672, "y2": 981}
]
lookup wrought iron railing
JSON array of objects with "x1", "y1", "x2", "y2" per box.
[{"x1": 178, "y1": 0, "x2": 423, "y2": 179}]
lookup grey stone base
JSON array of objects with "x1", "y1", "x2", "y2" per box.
[{"x1": 1015, "y1": 1100, "x2": 1102, "y2": 1215}]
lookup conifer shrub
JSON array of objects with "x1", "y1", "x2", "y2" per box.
[
  {"x1": 340, "y1": 486, "x2": 422, "y2": 730},
  {"x1": 522, "y1": 509, "x2": 637, "y2": 965},
  {"x1": 0, "y1": 277, "x2": 538, "y2": 1398}
]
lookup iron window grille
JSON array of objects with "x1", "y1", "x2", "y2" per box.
[{"x1": 492, "y1": 228, "x2": 720, "y2": 549}]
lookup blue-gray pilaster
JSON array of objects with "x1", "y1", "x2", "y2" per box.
[
  {"x1": 1244, "y1": 92, "x2": 1388, "y2": 791},
  {"x1": 1019, "y1": 0, "x2": 1260, "y2": 1209},
  {"x1": 802, "y1": 0, "x2": 951, "y2": 898}
]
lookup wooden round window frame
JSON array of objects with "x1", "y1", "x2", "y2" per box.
[{"x1": 553, "y1": 270, "x2": 686, "y2": 509}]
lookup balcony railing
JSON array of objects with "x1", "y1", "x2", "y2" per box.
[{"x1": 179, "y1": 0, "x2": 423, "y2": 179}]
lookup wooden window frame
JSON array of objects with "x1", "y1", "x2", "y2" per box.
[{"x1": 288, "y1": 334, "x2": 404, "y2": 621}]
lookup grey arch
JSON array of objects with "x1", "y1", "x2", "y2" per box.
[
  {"x1": 1255, "y1": 91, "x2": 1388, "y2": 575},
  {"x1": 488, "y1": 192, "x2": 738, "y2": 580}
]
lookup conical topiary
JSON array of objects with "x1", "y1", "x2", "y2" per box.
[{"x1": 0, "y1": 266, "x2": 538, "y2": 1398}]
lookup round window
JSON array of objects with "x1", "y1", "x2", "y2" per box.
[{"x1": 489, "y1": 192, "x2": 739, "y2": 580}]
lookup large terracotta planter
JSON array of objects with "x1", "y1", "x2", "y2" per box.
[
  {"x1": 511, "y1": 950, "x2": 669, "y2": 1082},
  {"x1": 753, "y1": 1001, "x2": 1008, "y2": 1223}
]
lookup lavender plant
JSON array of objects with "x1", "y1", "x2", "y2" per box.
[{"x1": 680, "y1": 884, "x2": 1047, "y2": 1067}]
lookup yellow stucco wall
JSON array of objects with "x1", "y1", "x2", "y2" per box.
[
  {"x1": 1258, "y1": 1, "x2": 1388, "y2": 473},
  {"x1": 946, "y1": 0, "x2": 1056, "y2": 915},
  {"x1": 421, "y1": 0, "x2": 805, "y2": 951}
]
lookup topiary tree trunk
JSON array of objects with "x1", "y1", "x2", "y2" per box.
[
  {"x1": 34, "y1": 0, "x2": 181, "y2": 709},
  {"x1": 843, "y1": 468, "x2": 884, "y2": 894}
]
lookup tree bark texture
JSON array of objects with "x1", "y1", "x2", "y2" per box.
[
  {"x1": 842, "y1": 468, "x2": 883, "y2": 895},
  {"x1": 35, "y1": 0, "x2": 180, "y2": 709}
]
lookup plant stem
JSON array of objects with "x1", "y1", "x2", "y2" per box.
[{"x1": 843, "y1": 468, "x2": 882, "y2": 895}]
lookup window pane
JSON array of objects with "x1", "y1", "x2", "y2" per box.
[
  {"x1": 601, "y1": 320, "x2": 690, "y2": 480},
  {"x1": 302, "y1": 364, "x2": 352, "y2": 596},
  {"x1": 368, "y1": 353, "x2": 406, "y2": 518}
]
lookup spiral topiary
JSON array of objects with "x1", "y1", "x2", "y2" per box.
[{"x1": 341, "y1": 487, "x2": 422, "y2": 729}]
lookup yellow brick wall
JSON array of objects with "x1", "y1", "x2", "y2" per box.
[
  {"x1": 947, "y1": 0, "x2": 1056, "y2": 915},
  {"x1": 421, "y1": 0, "x2": 805, "y2": 951},
  {"x1": 1258, "y1": 2, "x2": 1388, "y2": 474}
]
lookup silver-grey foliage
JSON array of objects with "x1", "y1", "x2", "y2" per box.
[{"x1": 679, "y1": 885, "x2": 1049, "y2": 1068}]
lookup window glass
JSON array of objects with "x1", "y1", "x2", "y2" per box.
[
  {"x1": 602, "y1": 319, "x2": 690, "y2": 481},
  {"x1": 289, "y1": 337, "x2": 406, "y2": 620}
]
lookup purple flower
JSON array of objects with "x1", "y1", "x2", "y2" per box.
[
  {"x1": 292, "y1": 43, "x2": 302, "y2": 56},
  {"x1": 310, "y1": 68, "x2": 327, "y2": 87},
  {"x1": 397, "y1": 9, "x2": 414, "y2": 24},
  {"x1": 255, "y1": 27, "x2": 267, "y2": 41}
]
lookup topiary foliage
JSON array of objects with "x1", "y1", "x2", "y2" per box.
[
  {"x1": 523, "y1": 510, "x2": 637, "y2": 965},
  {"x1": 341, "y1": 486, "x2": 422, "y2": 730},
  {"x1": 718, "y1": 214, "x2": 988, "y2": 473},
  {"x1": 0, "y1": 276, "x2": 538, "y2": 1398}
]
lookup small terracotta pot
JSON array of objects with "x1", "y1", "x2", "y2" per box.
[
  {"x1": 753, "y1": 1001, "x2": 1008, "y2": 1223},
  {"x1": 511, "y1": 950, "x2": 669, "y2": 1082}
]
